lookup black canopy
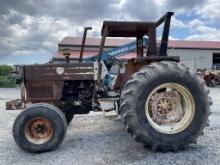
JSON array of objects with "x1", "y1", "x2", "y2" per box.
[
  {"x1": 101, "y1": 21, "x2": 155, "y2": 37},
  {"x1": 101, "y1": 12, "x2": 174, "y2": 37}
]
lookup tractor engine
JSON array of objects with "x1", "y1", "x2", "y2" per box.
[{"x1": 58, "y1": 80, "x2": 94, "y2": 114}]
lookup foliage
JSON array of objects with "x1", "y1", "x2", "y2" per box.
[
  {"x1": 0, "y1": 76, "x2": 16, "y2": 88},
  {"x1": 0, "y1": 65, "x2": 16, "y2": 87},
  {"x1": 0, "y1": 65, "x2": 13, "y2": 76}
]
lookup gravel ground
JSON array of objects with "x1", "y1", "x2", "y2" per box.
[{"x1": 0, "y1": 87, "x2": 220, "y2": 165}]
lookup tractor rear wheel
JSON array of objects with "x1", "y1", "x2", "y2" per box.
[
  {"x1": 120, "y1": 61, "x2": 210, "y2": 152},
  {"x1": 13, "y1": 103, "x2": 67, "y2": 153}
]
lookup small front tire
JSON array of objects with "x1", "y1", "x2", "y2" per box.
[{"x1": 13, "y1": 104, "x2": 67, "y2": 153}]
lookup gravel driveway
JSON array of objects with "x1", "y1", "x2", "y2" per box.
[{"x1": 0, "y1": 87, "x2": 220, "y2": 165}]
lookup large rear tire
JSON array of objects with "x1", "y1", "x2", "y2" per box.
[
  {"x1": 13, "y1": 103, "x2": 67, "y2": 153},
  {"x1": 120, "y1": 61, "x2": 210, "y2": 152}
]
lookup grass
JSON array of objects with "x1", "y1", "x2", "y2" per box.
[{"x1": 0, "y1": 76, "x2": 16, "y2": 88}]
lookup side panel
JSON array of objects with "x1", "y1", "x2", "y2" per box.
[
  {"x1": 25, "y1": 81, "x2": 64, "y2": 101},
  {"x1": 24, "y1": 63, "x2": 95, "y2": 81}
]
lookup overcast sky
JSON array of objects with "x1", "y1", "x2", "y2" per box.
[{"x1": 0, "y1": 0, "x2": 220, "y2": 64}]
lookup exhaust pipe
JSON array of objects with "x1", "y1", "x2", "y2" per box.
[{"x1": 79, "y1": 27, "x2": 92, "y2": 62}]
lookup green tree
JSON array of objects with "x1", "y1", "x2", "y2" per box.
[
  {"x1": 0, "y1": 65, "x2": 16, "y2": 87},
  {"x1": 0, "y1": 65, "x2": 13, "y2": 76}
]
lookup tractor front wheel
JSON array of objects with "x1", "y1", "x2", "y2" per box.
[{"x1": 13, "y1": 103, "x2": 67, "y2": 153}]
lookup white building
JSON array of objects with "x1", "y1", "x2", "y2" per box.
[
  {"x1": 167, "y1": 40, "x2": 220, "y2": 70},
  {"x1": 57, "y1": 37, "x2": 220, "y2": 70}
]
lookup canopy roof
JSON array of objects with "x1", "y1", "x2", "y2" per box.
[
  {"x1": 101, "y1": 21, "x2": 155, "y2": 37},
  {"x1": 101, "y1": 12, "x2": 174, "y2": 37}
]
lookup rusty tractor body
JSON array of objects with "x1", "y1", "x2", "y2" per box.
[{"x1": 7, "y1": 12, "x2": 210, "y2": 153}]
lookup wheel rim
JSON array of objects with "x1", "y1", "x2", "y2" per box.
[
  {"x1": 145, "y1": 83, "x2": 195, "y2": 134},
  {"x1": 24, "y1": 117, "x2": 54, "y2": 144}
]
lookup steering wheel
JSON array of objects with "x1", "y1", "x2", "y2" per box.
[{"x1": 107, "y1": 55, "x2": 123, "y2": 67}]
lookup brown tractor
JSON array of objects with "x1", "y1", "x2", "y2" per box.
[{"x1": 6, "y1": 12, "x2": 210, "y2": 153}]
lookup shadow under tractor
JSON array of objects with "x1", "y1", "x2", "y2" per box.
[{"x1": 6, "y1": 12, "x2": 211, "y2": 153}]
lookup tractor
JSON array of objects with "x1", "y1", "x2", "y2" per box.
[{"x1": 6, "y1": 12, "x2": 210, "y2": 153}]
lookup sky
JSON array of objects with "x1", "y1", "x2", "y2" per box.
[{"x1": 0, "y1": 0, "x2": 220, "y2": 64}]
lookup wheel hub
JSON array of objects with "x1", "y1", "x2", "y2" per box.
[
  {"x1": 31, "y1": 122, "x2": 49, "y2": 138},
  {"x1": 145, "y1": 83, "x2": 195, "y2": 134},
  {"x1": 25, "y1": 117, "x2": 54, "y2": 144},
  {"x1": 150, "y1": 90, "x2": 184, "y2": 125},
  {"x1": 157, "y1": 98, "x2": 172, "y2": 114}
]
